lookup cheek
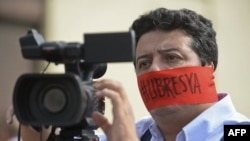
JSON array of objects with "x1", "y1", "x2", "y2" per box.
[
  {"x1": 188, "y1": 56, "x2": 202, "y2": 66},
  {"x1": 135, "y1": 69, "x2": 140, "y2": 76},
  {"x1": 184, "y1": 50, "x2": 202, "y2": 66}
]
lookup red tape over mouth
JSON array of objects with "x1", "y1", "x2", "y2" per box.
[{"x1": 137, "y1": 66, "x2": 218, "y2": 111}]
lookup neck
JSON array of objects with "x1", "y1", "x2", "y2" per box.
[{"x1": 150, "y1": 102, "x2": 216, "y2": 141}]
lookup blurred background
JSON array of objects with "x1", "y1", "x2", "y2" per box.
[{"x1": 0, "y1": 0, "x2": 250, "y2": 139}]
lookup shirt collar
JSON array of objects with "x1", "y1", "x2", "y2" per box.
[{"x1": 178, "y1": 93, "x2": 234, "y2": 140}]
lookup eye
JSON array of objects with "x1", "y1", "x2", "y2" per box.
[
  {"x1": 138, "y1": 60, "x2": 151, "y2": 70},
  {"x1": 164, "y1": 54, "x2": 182, "y2": 63},
  {"x1": 167, "y1": 55, "x2": 179, "y2": 60}
]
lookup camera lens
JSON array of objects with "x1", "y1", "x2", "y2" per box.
[
  {"x1": 14, "y1": 74, "x2": 89, "y2": 126},
  {"x1": 43, "y1": 88, "x2": 66, "y2": 113}
]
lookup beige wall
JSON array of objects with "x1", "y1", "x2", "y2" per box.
[
  {"x1": 0, "y1": 0, "x2": 44, "y2": 120},
  {"x1": 215, "y1": 0, "x2": 250, "y2": 117}
]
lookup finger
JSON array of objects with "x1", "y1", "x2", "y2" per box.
[
  {"x1": 6, "y1": 105, "x2": 14, "y2": 124},
  {"x1": 95, "y1": 89, "x2": 136, "y2": 124},
  {"x1": 92, "y1": 111, "x2": 111, "y2": 135},
  {"x1": 94, "y1": 79, "x2": 127, "y2": 100},
  {"x1": 95, "y1": 89, "x2": 122, "y2": 108},
  {"x1": 94, "y1": 79, "x2": 133, "y2": 117}
]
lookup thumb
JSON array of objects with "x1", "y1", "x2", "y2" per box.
[{"x1": 92, "y1": 111, "x2": 111, "y2": 135}]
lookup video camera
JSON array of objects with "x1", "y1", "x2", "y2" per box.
[{"x1": 13, "y1": 29, "x2": 135, "y2": 141}]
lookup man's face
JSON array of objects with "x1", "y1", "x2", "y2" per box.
[{"x1": 135, "y1": 29, "x2": 201, "y2": 76}]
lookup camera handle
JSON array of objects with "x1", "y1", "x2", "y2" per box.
[{"x1": 64, "y1": 60, "x2": 107, "y2": 81}]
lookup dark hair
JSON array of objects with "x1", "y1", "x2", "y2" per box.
[{"x1": 131, "y1": 8, "x2": 218, "y2": 70}]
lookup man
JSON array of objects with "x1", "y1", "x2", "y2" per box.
[
  {"x1": 9, "y1": 7, "x2": 250, "y2": 141},
  {"x1": 92, "y1": 8, "x2": 250, "y2": 141}
]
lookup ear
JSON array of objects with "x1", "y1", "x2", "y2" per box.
[{"x1": 205, "y1": 62, "x2": 214, "y2": 70}]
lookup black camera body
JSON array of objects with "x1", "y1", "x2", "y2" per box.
[{"x1": 13, "y1": 29, "x2": 135, "y2": 133}]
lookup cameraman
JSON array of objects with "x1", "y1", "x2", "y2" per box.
[
  {"x1": 92, "y1": 8, "x2": 250, "y2": 141},
  {"x1": 8, "y1": 7, "x2": 250, "y2": 141}
]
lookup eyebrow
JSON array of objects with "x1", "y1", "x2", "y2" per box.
[
  {"x1": 157, "y1": 48, "x2": 181, "y2": 54},
  {"x1": 136, "y1": 48, "x2": 181, "y2": 64}
]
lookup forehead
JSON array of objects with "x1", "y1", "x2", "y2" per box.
[{"x1": 136, "y1": 29, "x2": 193, "y2": 54}]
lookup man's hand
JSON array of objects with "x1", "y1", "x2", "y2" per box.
[{"x1": 92, "y1": 79, "x2": 139, "y2": 141}]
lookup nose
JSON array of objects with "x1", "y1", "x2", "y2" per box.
[{"x1": 148, "y1": 60, "x2": 164, "y2": 72}]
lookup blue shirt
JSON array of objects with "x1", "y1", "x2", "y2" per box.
[{"x1": 98, "y1": 93, "x2": 250, "y2": 141}]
